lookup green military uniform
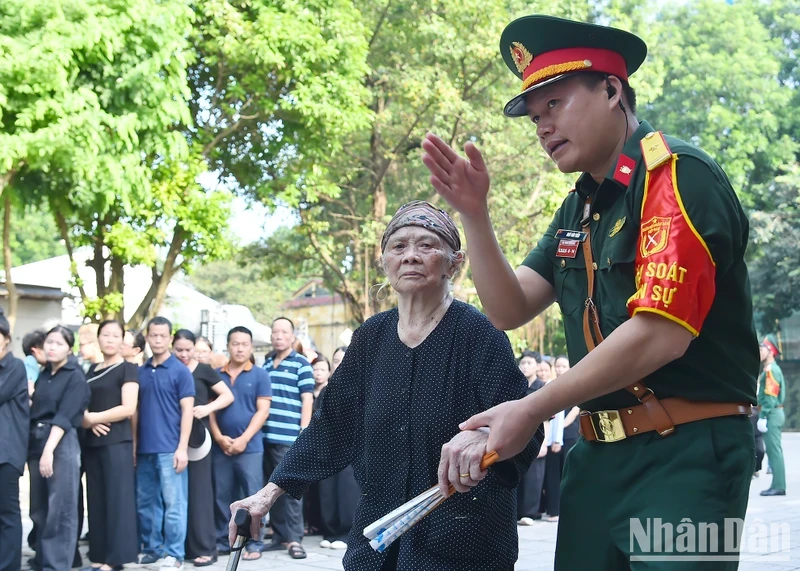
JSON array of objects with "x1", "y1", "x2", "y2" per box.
[
  {"x1": 758, "y1": 335, "x2": 786, "y2": 493},
  {"x1": 499, "y1": 15, "x2": 759, "y2": 570}
]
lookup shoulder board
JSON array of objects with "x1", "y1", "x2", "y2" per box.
[{"x1": 640, "y1": 131, "x2": 673, "y2": 171}]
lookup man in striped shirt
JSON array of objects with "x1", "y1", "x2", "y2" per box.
[{"x1": 261, "y1": 317, "x2": 314, "y2": 560}]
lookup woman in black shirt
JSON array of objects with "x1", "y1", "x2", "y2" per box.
[
  {"x1": 173, "y1": 330, "x2": 233, "y2": 566},
  {"x1": 82, "y1": 320, "x2": 139, "y2": 570},
  {"x1": 0, "y1": 309, "x2": 29, "y2": 571},
  {"x1": 28, "y1": 325, "x2": 90, "y2": 571}
]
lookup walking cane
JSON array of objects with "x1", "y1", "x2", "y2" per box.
[{"x1": 226, "y1": 509, "x2": 252, "y2": 571}]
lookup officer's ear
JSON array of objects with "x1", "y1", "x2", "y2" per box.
[{"x1": 605, "y1": 76, "x2": 626, "y2": 113}]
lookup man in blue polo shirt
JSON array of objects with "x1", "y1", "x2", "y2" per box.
[
  {"x1": 136, "y1": 316, "x2": 195, "y2": 570},
  {"x1": 262, "y1": 317, "x2": 314, "y2": 560},
  {"x1": 210, "y1": 326, "x2": 271, "y2": 559}
]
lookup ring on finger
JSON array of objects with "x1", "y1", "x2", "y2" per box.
[{"x1": 459, "y1": 473, "x2": 471, "y2": 479}]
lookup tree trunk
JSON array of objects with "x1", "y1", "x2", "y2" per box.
[
  {"x1": 2, "y1": 196, "x2": 18, "y2": 331},
  {"x1": 368, "y1": 96, "x2": 387, "y2": 319},
  {"x1": 109, "y1": 255, "x2": 125, "y2": 321},
  {"x1": 127, "y1": 227, "x2": 186, "y2": 329},
  {"x1": 54, "y1": 211, "x2": 89, "y2": 302}
]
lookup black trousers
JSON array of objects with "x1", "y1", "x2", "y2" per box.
[
  {"x1": 263, "y1": 444, "x2": 304, "y2": 544},
  {"x1": 29, "y1": 429, "x2": 81, "y2": 571},
  {"x1": 517, "y1": 456, "x2": 546, "y2": 518},
  {"x1": 0, "y1": 463, "x2": 22, "y2": 571},
  {"x1": 318, "y1": 465, "x2": 359, "y2": 542},
  {"x1": 186, "y1": 453, "x2": 217, "y2": 559},
  {"x1": 542, "y1": 437, "x2": 577, "y2": 517},
  {"x1": 84, "y1": 442, "x2": 138, "y2": 566}
]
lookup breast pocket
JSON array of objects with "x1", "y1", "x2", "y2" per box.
[
  {"x1": 554, "y1": 254, "x2": 587, "y2": 316},
  {"x1": 598, "y1": 226, "x2": 638, "y2": 326}
]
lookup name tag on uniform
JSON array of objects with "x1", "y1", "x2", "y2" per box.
[
  {"x1": 555, "y1": 229, "x2": 588, "y2": 242},
  {"x1": 556, "y1": 239, "x2": 580, "y2": 258}
]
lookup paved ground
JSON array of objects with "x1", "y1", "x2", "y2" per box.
[{"x1": 21, "y1": 433, "x2": 800, "y2": 570}]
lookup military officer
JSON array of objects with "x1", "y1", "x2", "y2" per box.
[
  {"x1": 757, "y1": 334, "x2": 786, "y2": 496},
  {"x1": 423, "y1": 15, "x2": 758, "y2": 570}
]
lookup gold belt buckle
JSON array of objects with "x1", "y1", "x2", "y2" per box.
[{"x1": 589, "y1": 410, "x2": 626, "y2": 442}]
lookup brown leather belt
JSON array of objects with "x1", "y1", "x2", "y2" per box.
[{"x1": 579, "y1": 399, "x2": 754, "y2": 443}]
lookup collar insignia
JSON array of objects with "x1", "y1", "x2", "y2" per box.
[{"x1": 609, "y1": 217, "x2": 626, "y2": 237}]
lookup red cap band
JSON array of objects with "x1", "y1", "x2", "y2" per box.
[{"x1": 522, "y1": 47, "x2": 628, "y2": 87}]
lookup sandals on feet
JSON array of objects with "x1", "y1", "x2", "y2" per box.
[
  {"x1": 193, "y1": 555, "x2": 218, "y2": 567},
  {"x1": 242, "y1": 552, "x2": 261, "y2": 561},
  {"x1": 288, "y1": 544, "x2": 307, "y2": 560}
]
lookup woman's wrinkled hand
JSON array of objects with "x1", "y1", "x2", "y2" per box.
[
  {"x1": 228, "y1": 485, "x2": 281, "y2": 547},
  {"x1": 437, "y1": 429, "x2": 489, "y2": 497}
]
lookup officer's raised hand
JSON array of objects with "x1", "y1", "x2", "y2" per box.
[{"x1": 421, "y1": 133, "x2": 490, "y2": 219}]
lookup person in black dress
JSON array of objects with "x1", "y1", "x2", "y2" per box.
[
  {"x1": 172, "y1": 330, "x2": 234, "y2": 567},
  {"x1": 0, "y1": 309, "x2": 29, "y2": 571},
  {"x1": 81, "y1": 320, "x2": 140, "y2": 571},
  {"x1": 229, "y1": 201, "x2": 540, "y2": 570},
  {"x1": 311, "y1": 353, "x2": 360, "y2": 550},
  {"x1": 28, "y1": 326, "x2": 90, "y2": 571}
]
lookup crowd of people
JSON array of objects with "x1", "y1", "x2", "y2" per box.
[{"x1": 1, "y1": 311, "x2": 361, "y2": 571}]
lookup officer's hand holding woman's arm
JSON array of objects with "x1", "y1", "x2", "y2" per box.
[
  {"x1": 421, "y1": 133, "x2": 556, "y2": 330},
  {"x1": 461, "y1": 312, "x2": 693, "y2": 460}
]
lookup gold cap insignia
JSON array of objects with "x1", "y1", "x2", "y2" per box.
[{"x1": 510, "y1": 42, "x2": 533, "y2": 74}]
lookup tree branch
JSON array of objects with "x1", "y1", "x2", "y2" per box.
[
  {"x1": 3, "y1": 195, "x2": 18, "y2": 331},
  {"x1": 54, "y1": 210, "x2": 88, "y2": 302},
  {"x1": 368, "y1": 0, "x2": 393, "y2": 49}
]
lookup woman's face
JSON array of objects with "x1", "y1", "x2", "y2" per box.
[
  {"x1": 313, "y1": 361, "x2": 331, "y2": 386},
  {"x1": 121, "y1": 332, "x2": 139, "y2": 359},
  {"x1": 519, "y1": 356, "x2": 538, "y2": 380},
  {"x1": 194, "y1": 341, "x2": 212, "y2": 364},
  {"x1": 44, "y1": 333, "x2": 72, "y2": 363},
  {"x1": 383, "y1": 227, "x2": 454, "y2": 295},
  {"x1": 554, "y1": 357, "x2": 570, "y2": 377},
  {"x1": 332, "y1": 349, "x2": 345, "y2": 373},
  {"x1": 98, "y1": 324, "x2": 124, "y2": 357},
  {"x1": 536, "y1": 361, "x2": 552, "y2": 381},
  {"x1": 173, "y1": 338, "x2": 195, "y2": 365}
]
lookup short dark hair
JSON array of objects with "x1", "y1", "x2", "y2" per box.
[
  {"x1": 97, "y1": 320, "x2": 124, "y2": 337},
  {"x1": 174, "y1": 329, "x2": 196, "y2": 344},
  {"x1": 127, "y1": 329, "x2": 146, "y2": 352},
  {"x1": 576, "y1": 71, "x2": 637, "y2": 114},
  {"x1": 555, "y1": 354, "x2": 569, "y2": 364},
  {"x1": 46, "y1": 325, "x2": 75, "y2": 348},
  {"x1": 519, "y1": 350, "x2": 541, "y2": 364},
  {"x1": 23, "y1": 330, "x2": 46, "y2": 356},
  {"x1": 146, "y1": 316, "x2": 172, "y2": 334},
  {"x1": 195, "y1": 336, "x2": 212, "y2": 350},
  {"x1": 311, "y1": 354, "x2": 330, "y2": 368},
  {"x1": 227, "y1": 326, "x2": 253, "y2": 343},
  {"x1": 0, "y1": 308, "x2": 9, "y2": 340},
  {"x1": 271, "y1": 316, "x2": 295, "y2": 330}
]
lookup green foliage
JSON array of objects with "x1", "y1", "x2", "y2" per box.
[
  {"x1": 0, "y1": 205, "x2": 63, "y2": 266},
  {"x1": 188, "y1": 0, "x2": 373, "y2": 203}
]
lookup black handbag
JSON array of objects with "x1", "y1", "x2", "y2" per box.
[{"x1": 29, "y1": 422, "x2": 51, "y2": 458}]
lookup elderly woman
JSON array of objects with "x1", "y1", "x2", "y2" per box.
[{"x1": 229, "y1": 201, "x2": 540, "y2": 570}]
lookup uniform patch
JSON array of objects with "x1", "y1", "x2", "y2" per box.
[
  {"x1": 555, "y1": 229, "x2": 587, "y2": 242},
  {"x1": 609, "y1": 217, "x2": 626, "y2": 238},
  {"x1": 613, "y1": 154, "x2": 636, "y2": 186},
  {"x1": 556, "y1": 239, "x2": 579, "y2": 258},
  {"x1": 639, "y1": 216, "x2": 671, "y2": 258}
]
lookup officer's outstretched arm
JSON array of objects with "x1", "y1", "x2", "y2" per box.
[{"x1": 462, "y1": 312, "x2": 692, "y2": 460}]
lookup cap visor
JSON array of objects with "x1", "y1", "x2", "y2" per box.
[
  {"x1": 503, "y1": 73, "x2": 570, "y2": 117},
  {"x1": 187, "y1": 427, "x2": 212, "y2": 462}
]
